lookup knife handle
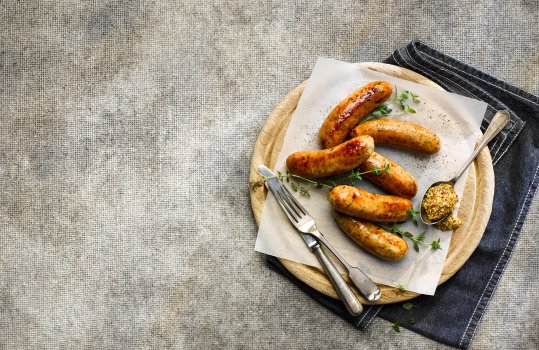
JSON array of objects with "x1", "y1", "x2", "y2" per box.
[{"x1": 312, "y1": 244, "x2": 363, "y2": 316}]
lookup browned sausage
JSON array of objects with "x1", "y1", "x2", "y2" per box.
[
  {"x1": 359, "y1": 152, "x2": 418, "y2": 199},
  {"x1": 333, "y1": 210, "x2": 408, "y2": 260},
  {"x1": 319, "y1": 81, "x2": 392, "y2": 149},
  {"x1": 349, "y1": 119, "x2": 440, "y2": 154},
  {"x1": 328, "y1": 185, "x2": 412, "y2": 222},
  {"x1": 286, "y1": 135, "x2": 374, "y2": 179}
]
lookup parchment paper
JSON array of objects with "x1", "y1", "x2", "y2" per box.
[{"x1": 254, "y1": 58, "x2": 487, "y2": 295}]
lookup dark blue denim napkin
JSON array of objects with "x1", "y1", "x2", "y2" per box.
[{"x1": 267, "y1": 41, "x2": 539, "y2": 349}]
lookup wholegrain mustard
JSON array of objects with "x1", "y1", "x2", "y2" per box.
[
  {"x1": 434, "y1": 215, "x2": 462, "y2": 231},
  {"x1": 422, "y1": 183, "x2": 458, "y2": 222}
]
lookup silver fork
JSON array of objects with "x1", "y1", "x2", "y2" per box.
[{"x1": 259, "y1": 166, "x2": 381, "y2": 313}]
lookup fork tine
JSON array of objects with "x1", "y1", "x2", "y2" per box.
[
  {"x1": 275, "y1": 187, "x2": 299, "y2": 223},
  {"x1": 280, "y1": 184, "x2": 307, "y2": 215},
  {"x1": 280, "y1": 185, "x2": 305, "y2": 218}
]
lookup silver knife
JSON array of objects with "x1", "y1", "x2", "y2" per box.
[{"x1": 259, "y1": 165, "x2": 364, "y2": 315}]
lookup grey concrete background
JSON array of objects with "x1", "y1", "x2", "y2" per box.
[{"x1": 0, "y1": 0, "x2": 537, "y2": 349}]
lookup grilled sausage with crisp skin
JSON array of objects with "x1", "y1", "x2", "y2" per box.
[
  {"x1": 328, "y1": 185, "x2": 413, "y2": 222},
  {"x1": 333, "y1": 210, "x2": 408, "y2": 260},
  {"x1": 359, "y1": 152, "x2": 418, "y2": 199},
  {"x1": 286, "y1": 135, "x2": 374, "y2": 179},
  {"x1": 349, "y1": 119, "x2": 440, "y2": 154},
  {"x1": 319, "y1": 81, "x2": 392, "y2": 149}
]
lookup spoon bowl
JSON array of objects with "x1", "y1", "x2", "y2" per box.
[{"x1": 419, "y1": 110, "x2": 510, "y2": 225}]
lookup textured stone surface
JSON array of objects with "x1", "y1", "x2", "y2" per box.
[{"x1": 0, "y1": 1, "x2": 537, "y2": 349}]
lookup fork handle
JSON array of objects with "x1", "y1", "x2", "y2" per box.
[{"x1": 312, "y1": 244, "x2": 363, "y2": 316}]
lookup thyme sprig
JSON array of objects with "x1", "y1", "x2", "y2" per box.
[
  {"x1": 390, "y1": 224, "x2": 425, "y2": 252},
  {"x1": 249, "y1": 161, "x2": 391, "y2": 197},
  {"x1": 381, "y1": 208, "x2": 443, "y2": 252},
  {"x1": 347, "y1": 160, "x2": 390, "y2": 181},
  {"x1": 393, "y1": 87, "x2": 420, "y2": 114},
  {"x1": 431, "y1": 238, "x2": 442, "y2": 250},
  {"x1": 361, "y1": 103, "x2": 392, "y2": 123}
]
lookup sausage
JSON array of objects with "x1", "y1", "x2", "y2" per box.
[
  {"x1": 349, "y1": 119, "x2": 441, "y2": 154},
  {"x1": 328, "y1": 185, "x2": 412, "y2": 222},
  {"x1": 359, "y1": 152, "x2": 418, "y2": 199},
  {"x1": 286, "y1": 135, "x2": 374, "y2": 179},
  {"x1": 319, "y1": 81, "x2": 392, "y2": 149},
  {"x1": 333, "y1": 210, "x2": 408, "y2": 260}
]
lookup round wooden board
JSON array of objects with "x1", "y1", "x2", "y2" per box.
[{"x1": 249, "y1": 62, "x2": 495, "y2": 305}]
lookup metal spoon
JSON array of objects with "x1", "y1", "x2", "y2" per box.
[{"x1": 420, "y1": 110, "x2": 510, "y2": 225}]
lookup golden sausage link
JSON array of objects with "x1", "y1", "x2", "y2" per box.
[
  {"x1": 334, "y1": 210, "x2": 408, "y2": 260},
  {"x1": 359, "y1": 152, "x2": 418, "y2": 199},
  {"x1": 286, "y1": 135, "x2": 374, "y2": 179},
  {"x1": 350, "y1": 119, "x2": 441, "y2": 154},
  {"x1": 319, "y1": 81, "x2": 392, "y2": 149},
  {"x1": 328, "y1": 185, "x2": 412, "y2": 222}
]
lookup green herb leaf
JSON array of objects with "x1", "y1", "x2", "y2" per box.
[
  {"x1": 395, "y1": 283, "x2": 406, "y2": 293},
  {"x1": 431, "y1": 238, "x2": 442, "y2": 250},
  {"x1": 388, "y1": 224, "x2": 426, "y2": 251},
  {"x1": 382, "y1": 160, "x2": 391, "y2": 174},
  {"x1": 348, "y1": 168, "x2": 363, "y2": 180},
  {"x1": 299, "y1": 187, "x2": 310, "y2": 197},
  {"x1": 393, "y1": 86, "x2": 419, "y2": 113},
  {"x1": 362, "y1": 103, "x2": 392, "y2": 123},
  {"x1": 373, "y1": 165, "x2": 381, "y2": 176},
  {"x1": 408, "y1": 318, "x2": 416, "y2": 325},
  {"x1": 391, "y1": 321, "x2": 401, "y2": 332},
  {"x1": 390, "y1": 224, "x2": 401, "y2": 235},
  {"x1": 402, "y1": 302, "x2": 415, "y2": 310},
  {"x1": 405, "y1": 105, "x2": 416, "y2": 114},
  {"x1": 290, "y1": 182, "x2": 298, "y2": 192},
  {"x1": 401, "y1": 231, "x2": 414, "y2": 239},
  {"x1": 407, "y1": 209, "x2": 419, "y2": 217}
]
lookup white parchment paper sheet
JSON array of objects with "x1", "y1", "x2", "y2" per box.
[{"x1": 255, "y1": 58, "x2": 487, "y2": 295}]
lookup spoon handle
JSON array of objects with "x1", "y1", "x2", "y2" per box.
[{"x1": 452, "y1": 110, "x2": 510, "y2": 182}]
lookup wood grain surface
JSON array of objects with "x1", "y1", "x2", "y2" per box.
[{"x1": 249, "y1": 62, "x2": 494, "y2": 305}]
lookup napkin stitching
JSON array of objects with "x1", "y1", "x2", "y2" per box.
[
  {"x1": 459, "y1": 164, "x2": 539, "y2": 348},
  {"x1": 412, "y1": 42, "x2": 539, "y2": 107},
  {"x1": 355, "y1": 305, "x2": 373, "y2": 327},
  {"x1": 416, "y1": 48, "x2": 539, "y2": 107},
  {"x1": 399, "y1": 49, "x2": 483, "y2": 101},
  {"x1": 485, "y1": 107, "x2": 513, "y2": 159},
  {"x1": 491, "y1": 121, "x2": 525, "y2": 167},
  {"x1": 404, "y1": 46, "x2": 514, "y2": 115},
  {"x1": 491, "y1": 120, "x2": 514, "y2": 162},
  {"x1": 364, "y1": 306, "x2": 382, "y2": 328},
  {"x1": 484, "y1": 107, "x2": 519, "y2": 161}
]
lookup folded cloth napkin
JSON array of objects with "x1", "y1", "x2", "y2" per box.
[{"x1": 267, "y1": 41, "x2": 539, "y2": 349}]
